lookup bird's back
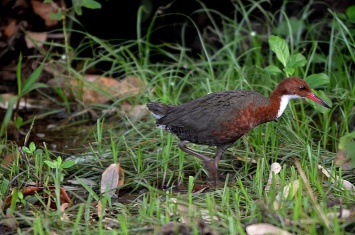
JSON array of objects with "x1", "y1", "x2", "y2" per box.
[{"x1": 148, "y1": 90, "x2": 272, "y2": 146}]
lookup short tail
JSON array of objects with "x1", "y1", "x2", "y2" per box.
[{"x1": 146, "y1": 102, "x2": 175, "y2": 119}]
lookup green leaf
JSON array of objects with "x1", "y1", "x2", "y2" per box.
[
  {"x1": 284, "y1": 67, "x2": 295, "y2": 76},
  {"x1": 61, "y1": 160, "x2": 76, "y2": 169},
  {"x1": 57, "y1": 156, "x2": 62, "y2": 166},
  {"x1": 50, "y1": 12, "x2": 64, "y2": 21},
  {"x1": 264, "y1": 65, "x2": 282, "y2": 75},
  {"x1": 44, "y1": 160, "x2": 57, "y2": 169},
  {"x1": 269, "y1": 35, "x2": 290, "y2": 67},
  {"x1": 22, "y1": 146, "x2": 31, "y2": 154},
  {"x1": 287, "y1": 53, "x2": 307, "y2": 68},
  {"x1": 338, "y1": 132, "x2": 355, "y2": 149},
  {"x1": 16, "y1": 53, "x2": 23, "y2": 95},
  {"x1": 21, "y1": 64, "x2": 48, "y2": 96},
  {"x1": 74, "y1": 6, "x2": 83, "y2": 15},
  {"x1": 15, "y1": 116, "x2": 23, "y2": 129},
  {"x1": 0, "y1": 95, "x2": 18, "y2": 136},
  {"x1": 29, "y1": 142, "x2": 36, "y2": 152},
  {"x1": 346, "y1": 5, "x2": 355, "y2": 21},
  {"x1": 83, "y1": 0, "x2": 101, "y2": 9},
  {"x1": 305, "y1": 73, "x2": 330, "y2": 88}
]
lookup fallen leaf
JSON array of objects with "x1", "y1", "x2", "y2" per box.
[
  {"x1": 285, "y1": 208, "x2": 355, "y2": 225},
  {"x1": 335, "y1": 132, "x2": 355, "y2": 170},
  {"x1": 318, "y1": 164, "x2": 355, "y2": 192},
  {"x1": 67, "y1": 178, "x2": 97, "y2": 187},
  {"x1": 246, "y1": 223, "x2": 294, "y2": 235},
  {"x1": 0, "y1": 209, "x2": 18, "y2": 233},
  {"x1": 167, "y1": 198, "x2": 219, "y2": 224},
  {"x1": 31, "y1": 0, "x2": 60, "y2": 27},
  {"x1": 60, "y1": 203, "x2": 70, "y2": 221},
  {"x1": 158, "y1": 221, "x2": 216, "y2": 235},
  {"x1": 49, "y1": 75, "x2": 147, "y2": 104},
  {"x1": 121, "y1": 102, "x2": 150, "y2": 121},
  {"x1": 2, "y1": 152, "x2": 19, "y2": 168},
  {"x1": 100, "y1": 163, "x2": 124, "y2": 197},
  {"x1": 273, "y1": 180, "x2": 299, "y2": 210},
  {"x1": 0, "y1": 93, "x2": 50, "y2": 110},
  {"x1": 25, "y1": 31, "x2": 48, "y2": 48},
  {"x1": 265, "y1": 162, "x2": 281, "y2": 192},
  {"x1": 4, "y1": 19, "x2": 17, "y2": 37},
  {"x1": 4, "y1": 186, "x2": 71, "y2": 209}
]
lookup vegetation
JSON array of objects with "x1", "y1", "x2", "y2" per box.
[{"x1": 1, "y1": 1, "x2": 355, "y2": 234}]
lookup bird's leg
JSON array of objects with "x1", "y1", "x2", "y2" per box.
[
  {"x1": 178, "y1": 140, "x2": 211, "y2": 162},
  {"x1": 178, "y1": 141, "x2": 228, "y2": 184}
]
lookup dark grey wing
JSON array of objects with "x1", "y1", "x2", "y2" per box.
[{"x1": 157, "y1": 91, "x2": 264, "y2": 145}]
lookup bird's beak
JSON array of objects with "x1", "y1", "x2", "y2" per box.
[{"x1": 306, "y1": 93, "x2": 331, "y2": 109}]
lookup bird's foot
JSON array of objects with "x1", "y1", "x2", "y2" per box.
[{"x1": 203, "y1": 160, "x2": 220, "y2": 186}]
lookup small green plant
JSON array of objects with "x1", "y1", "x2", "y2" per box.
[
  {"x1": 0, "y1": 53, "x2": 47, "y2": 137},
  {"x1": 44, "y1": 155, "x2": 76, "y2": 210}
]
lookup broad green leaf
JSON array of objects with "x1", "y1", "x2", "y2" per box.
[
  {"x1": 44, "y1": 160, "x2": 57, "y2": 169},
  {"x1": 29, "y1": 142, "x2": 36, "y2": 152},
  {"x1": 57, "y1": 156, "x2": 62, "y2": 166},
  {"x1": 307, "y1": 90, "x2": 332, "y2": 113},
  {"x1": 346, "y1": 5, "x2": 355, "y2": 21},
  {"x1": 287, "y1": 53, "x2": 307, "y2": 68},
  {"x1": 74, "y1": 6, "x2": 83, "y2": 15},
  {"x1": 50, "y1": 12, "x2": 64, "y2": 21},
  {"x1": 22, "y1": 146, "x2": 31, "y2": 154},
  {"x1": 339, "y1": 132, "x2": 355, "y2": 149},
  {"x1": 305, "y1": 73, "x2": 330, "y2": 88},
  {"x1": 269, "y1": 35, "x2": 290, "y2": 67},
  {"x1": 83, "y1": 0, "x2": 101, "y2": 9},
  {"x1": 264, "y1": 65, "x2": 282, "y2": 75},
  {"x1": 284, "y1": 67, "x2": 295, "y2": 76},
  {"x1": 61, "y1": 160, "x2": 76, "y2": 169}
]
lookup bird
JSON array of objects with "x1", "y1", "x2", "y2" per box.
[{"x1": 147, "y1": 77, "x2": 331, "y2": 184}]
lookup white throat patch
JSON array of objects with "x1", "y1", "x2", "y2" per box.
[{"x1": 277, "y1": 94, "x2": 302, "y2": 118}]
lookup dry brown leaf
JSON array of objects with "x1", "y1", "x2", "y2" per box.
[
  {"x1": 265, "y1": 162, "x2": 281, "y2": 192},
  {"x1": 273, "y1": 180, "x2": 299, "y2": 210},
  {"x1": 167, "y1": 198, "x2": 219, "y2": 224},
  {"x1": 246, "y1": 223, "x2": 294, "y2": 235},
  {"x1": 2, "y1": 152, "x2": 18, "y2": 168},
  {"x1": 121, "y1": 102, "x2": 150, "y2": 121},
  {"x1": 4, "y1": 186, "x2": 71, "y2": 209},
  {"x1": 67, "y1": 178, "x2": 97, "y2": 187},
  {"x1": 235, "y1": 155, "x2": 258, "y2": 163},
  {"x1": 158, "y1": 221, "x2": 216, "y2": 235},
  {"x1": 285, "y1": 209, "x2": 355, "y2": 226},
  {"x1": 318, "y1": 164, "x2": 355, "y2": 192},
  {"x1": 31, "y1": 0, "x2": 60, "y2": 27},
  {"x1": 0, "y1": 210, "x2": 18, "y2": 233},
  {"x1": 25, "y1": 31, "x2": 48, "y2": 48},
  {"x1": 97, "y1": 200, "x2": 104, "y2": 218},
  {"x1": 334, "y1": 149, "x2": 353, "y2": 170},
  {"x1": 67, "y1": 75, "x2": 146, "y2": 104},
  {"x1": 0, "y1": 93, "x2": 50, "y2": 110},
  {"x1": 47, "y1": 75, "x2": 147, "y2": 106},
  {"x1": 100, "y1": 163, "x2": 124, "y2": 197},
  {"x1": 60, "y1": 203, "x2": 70, "y2": 221},
  {"x1": 4, "y1": 19, "x2": 17, "y2": 37}
]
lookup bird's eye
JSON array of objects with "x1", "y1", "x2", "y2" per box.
[{"x1": 299, "y1": 85, "x2": 306, "y2": 90}]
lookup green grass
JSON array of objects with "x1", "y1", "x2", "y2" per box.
[{"x1": 1, "y1": 1, "x2": 355, "y2": 234}]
